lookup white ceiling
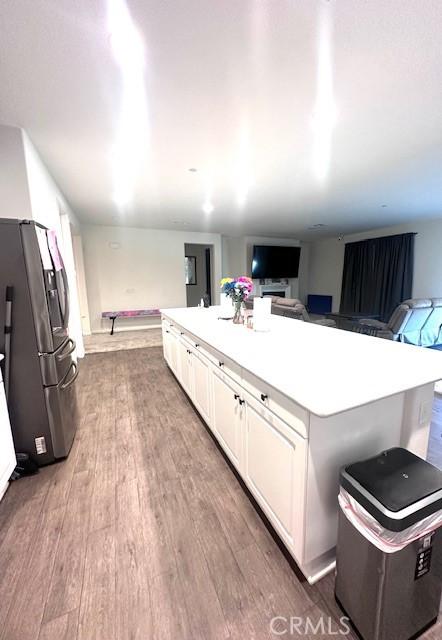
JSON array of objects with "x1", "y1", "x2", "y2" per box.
[{"x1": 0, "y1": 0, "x2": 441, "y2": 239}]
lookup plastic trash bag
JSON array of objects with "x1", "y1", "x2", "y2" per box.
[{"x1": 338, "y1": 488, "x2": 442, "y2": 553}]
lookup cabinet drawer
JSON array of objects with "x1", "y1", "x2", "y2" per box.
[
  {"x1": 162, "y1": 317, "x2": 180, "y2": 336},
  {"x1": 177, "y1": 332, "x2": 242, "y2": 386},
  {"x1": 241, "y1": 369, "x2": 309, "y2": 439},
  {"x1": 199, "y1": 345, "x2": 242, "y2": 385}
]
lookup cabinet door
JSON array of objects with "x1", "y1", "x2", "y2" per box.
[
  {"x1": 211, "y1": 369, "x2": 242, "y2": 468},
  {"x1": 168, "y1": 331, "x2": 178, "y2": 374},
  {"x1": 177, "y1": 340, "x2": 192, "y2": 396},
  {"x1": 244, "y1": 396, "x2": 306, "y2": 554},
  {"x1": 162, "y1": 327, "x2": 171, "y2": 364},
  {"x1": 192, "y1": 352, "x2": 211, "y2": 426}
]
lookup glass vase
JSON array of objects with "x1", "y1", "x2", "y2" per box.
[{"x1": 233, "y1": 300, "x2": 245, "y2": 324}]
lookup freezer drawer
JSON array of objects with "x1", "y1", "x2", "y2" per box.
[
  {"x1": 40, "y1": 338, "x2": 76, "y2": 386},
  {"x1": 44, "y1": 361, "x2": 79, "y2": 458}
]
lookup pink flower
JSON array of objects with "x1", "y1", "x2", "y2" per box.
[{"x1": 236, "y1": 276, "x2": 253, "y2": 291}]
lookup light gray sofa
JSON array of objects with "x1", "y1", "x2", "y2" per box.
[
  {"x1": 245, "y1": 296, "x2": 336, "y2": 327},
  {"x1": 358, "y1": 298, "x2": 442, "y2": 346}
]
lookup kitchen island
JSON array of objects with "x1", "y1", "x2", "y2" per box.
[{"x1": 161, "y1": 306, "x2": 442, "y2": 583}]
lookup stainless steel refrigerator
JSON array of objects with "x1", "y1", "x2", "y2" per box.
[{"x1": 0, "y1": 218, "x2": 79, "y2": 465}]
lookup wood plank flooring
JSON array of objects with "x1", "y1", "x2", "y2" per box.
[
  {"x1": 0, "y1": 346, "x2": 441, "y2": 639},
  {"x1": 83, "y1": 328, "x2": 162, "y2": 354}
]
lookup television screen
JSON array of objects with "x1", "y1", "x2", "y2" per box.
[{"x1": 251, "y1": 245, "x2": 301, "y2": 279}]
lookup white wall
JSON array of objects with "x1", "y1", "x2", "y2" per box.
[
  {"x1": 22, "y1": 133, "x2": 84, "y2": 356},
  {"x1": 308, "y1": 218, "x2": 442, "y2": 312},
  {"x1": 308, "y1": 238, "x2": 345, "y2": 312},
  {"x1": 82, "y1": 225, "x2": 222, "y2": 333},
  {"x1": 0, "y1": 125, "x2": 32, "y2": 218},
  {"x1": 0, "y1": 124, "x2": 85, "y2": 357},
  {"x1": 221, "y1": 236, "x2": 247, "y2": 279}
]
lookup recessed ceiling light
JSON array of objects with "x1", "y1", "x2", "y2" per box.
[
  {"x1": 308, "y1": 223, "x2": 327, "y2": 230},
  {"x1": 202, "y1": 201, "x2": 214, "y2": 215}
]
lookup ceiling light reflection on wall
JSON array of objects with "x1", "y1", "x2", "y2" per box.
[
  {"x1": 202, "y1": 176, "x2": 214, "y2": 215},
  {"x1": 235, "y1": 120, "x2": 253, "y2": 208},
  {"x1": 108, "y1": 1, "x2": 144, "y2": 75},
  {"x1": 107, "y1": 0, "x2": 149, "y2": 212},
  {"x1": 202, "y1": 201, "x2": 214, "y2": 215},
  {"x1": 112, "y1": 187, "x2": 132, "y2": 208},
  {"x1": 311, "y1": 5, "x2": 337, "y2": 185}
]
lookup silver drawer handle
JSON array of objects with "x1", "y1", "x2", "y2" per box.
[
  {"x1": 60, "y1": 362, "x2": 79, "y2": 389},
  {"x1": 57, "y1": 338, "x2": 76, "y2": 361}
]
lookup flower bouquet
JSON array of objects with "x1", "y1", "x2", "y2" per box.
[{"x1": 220, "y1": 276, "x2": 253, "y2": 324}]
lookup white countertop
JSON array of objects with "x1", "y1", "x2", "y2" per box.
[{"x1": 162, "y1": 306, "x2": 442, "y2": 417}]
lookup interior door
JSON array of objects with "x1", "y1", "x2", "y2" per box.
[{"x1": 211, "y1": 369, "x2": 242, "y2": 468}]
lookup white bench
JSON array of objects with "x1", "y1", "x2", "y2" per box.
[{"x1": 101, "y1": 309, "x2": 161, "y2": 335}]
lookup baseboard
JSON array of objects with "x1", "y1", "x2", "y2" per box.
[{"x1": 92, "y1": 324, "x2": 162, "y2": 335}]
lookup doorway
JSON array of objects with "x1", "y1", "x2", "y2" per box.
[{"x1": 184, "y1": 243, "x2": 214, "y2": 307}]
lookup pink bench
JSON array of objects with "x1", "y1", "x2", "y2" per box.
[{"x1": 101, "y1": 309, "x2": 161, "y2": 335}]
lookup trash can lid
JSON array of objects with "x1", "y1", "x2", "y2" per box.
[{"x1": 341, "y1": 448, "x2": 442, "y2": 532}]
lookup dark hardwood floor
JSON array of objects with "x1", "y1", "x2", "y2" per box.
[{"x1": 0, "y1": 347, "x2": 441, "y2": 639}]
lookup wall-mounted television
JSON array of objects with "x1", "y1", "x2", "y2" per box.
[{"x1": 251, "y1": 245, "x2": 301, "y2": 279}]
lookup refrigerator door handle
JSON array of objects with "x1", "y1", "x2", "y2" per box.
[
  {"x1": 56, "y1": 338, "x2": 76, "y2": 362},
  {"x1": 60, "y1": 266, "x2": 70, "y2": 331},
  {"x1": 60, "y1": 362, "x2": 79, "y2": 390}
]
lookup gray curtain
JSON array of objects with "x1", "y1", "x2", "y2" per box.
[{"x1": 340, "y1": 233, "x2": 415, "y2": 322}]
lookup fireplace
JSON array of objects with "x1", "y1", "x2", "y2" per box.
[
  {"x1": 254, "y1": 282, "x2": 292, "y2": 298},
  {"x1": 262, "y1": 291, "x2": 285, "y2": 298}
]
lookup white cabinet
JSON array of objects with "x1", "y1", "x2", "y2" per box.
[
  {"x1": 243, "y1": 392, "x2": 306, "y2": 558},
  {"x1": 162, "y1": 320, "x2": 308, "y2": 575},
  {"x1": 0, "y1": 369, "x2": 16, "y2": 502},
  {"x1": 177, "y1": 339, "x2": 192, "y2": 396},
  {"x1": 162, "y1": 323, "x2": 172, "y2": 364},
  {"x1": 175, "y1": 337, "x2": 212, "y2": 426},
  {"x1": 169, "y1": 332, "x2": 178, "y2": 373},
  {"x1": 162, "y1": 323, "x2": 178, "y2": 374},
  {"x1": 192, "y1": 351, "x2": 212, "y2": 426},
  {"x1": 211, "y1": 368, "x2": 243, "y2": 469}
]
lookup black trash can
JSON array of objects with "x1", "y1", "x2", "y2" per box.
[{"x1": 335, "y1": 447, "x2": 442, "y2": 640}]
